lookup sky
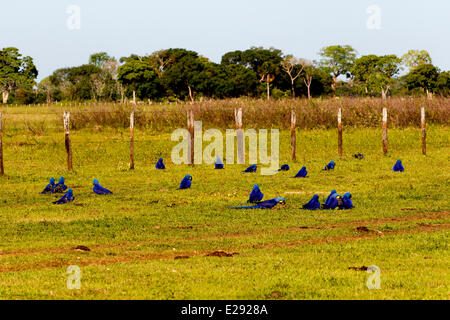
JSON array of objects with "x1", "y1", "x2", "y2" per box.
[{"x1": 1, "y1": 0, "x2": 449, "y2": 81}]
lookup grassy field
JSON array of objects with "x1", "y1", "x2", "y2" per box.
[{"x1": 0, "y1": 103, "x2": 449, "y2": 299}]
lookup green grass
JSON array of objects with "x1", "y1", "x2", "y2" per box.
[{"x1": 0, "y1": 112, "x2": 449, "y2": 299}]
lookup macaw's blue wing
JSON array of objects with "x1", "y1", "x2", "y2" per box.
[
  {"x1": 93, "y1": 179, "x2": 113, "y2": 195},
  {"x1": 53, "y1": 177, "x2": 67, "y2": 193},
  {"x1": 231, "y1": 197, "x2": 285, "y2": 209},
  {"x1": 242, "y1": 164, "x2": 257, "y2": 173},
  {"x1": 278, "y1": 164, "x2": 290, "y2": 171},
  {"x1": 353, "y1": 153, "x2": 364, "y2": 160},
  {"x1": 248, "y1": 184, "x2": 264, "y2": 203},
  {"x1": 302, "y1": 195, "x2": 321, "y2": 210},
  {"x1": 393, "y1": 159, "x2": 404, "y2": 172},
  {"x1": 323, "y1": 161, "x2": 336, "y2": 171},
  {"x1": 53, "y1": 189, "x2": 74, "y2": 204},
  {"x1": 155, "y1": 158, "x2": 166, "y2": 170},
  {"x1": 338, "y1": 192, "x2": 353, "y2": 210},
  {"x1": 322, "y1": 190, "x2": 339, "y2": 209},
  {"x1": 41, "y1": 177, "x2": 55, "y2": 194},
  {"x1": 294, "y1": 166, "x2": 307, "y2": 178},
  {"x1": 215, "y1": 156, "x2": 224, "y2": 169},
  {"x1": 178, "y1": 175, "x2": 192, "y2": 189}
]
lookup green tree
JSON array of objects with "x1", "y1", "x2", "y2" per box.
[
  {"x1": 436, "y1": 71, "x2": 450, "y2": 96},
  {"x1": 89, "y1": 52, "x2": 115, "y2": 68},
  {"x1": 0, "y1": 47, "x2": 38, "y2": 103},
  {"x1": 403, "y1": 63, "x2": 439, "y2": 94},
  {"x1": 401, "y1": 50, "x2": 432, "y2": 71},
  {"x1": 318, "y1": 45, "x2": 357, "y2": 91}
]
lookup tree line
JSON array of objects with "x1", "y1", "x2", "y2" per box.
[{"x1": 1, "y1": 45, "x2": 449, "y2": 104}]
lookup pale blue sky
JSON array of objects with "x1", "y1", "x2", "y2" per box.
[{"x1": 1, "y1": 0, "x2": 449, "y2": 80}]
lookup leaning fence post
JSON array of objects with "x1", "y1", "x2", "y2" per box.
[
  {"x1": 382, "y1": 107, "x2": 388, "y2": 155},
  {"x1": 0, "y1": 112, "x2": 4, "y2": 175},
  {"x1": 63, "y1": 111, "x2": 72, "y2": 170},
  {"x1": 338, "y1": 108, "x2": 343, "y2": 157},
  {"x1": 130, "y1": 110, "x2": 135, "y2": 170},
  {"x1": 187, "y1": 110, "x2": 194, "y2": 165},
  {"x1": 290, "y1": 108, "x2": 296, "y2": 161},
  {"x1": 421, "y1": 107, "x2": 426, "y2": 155},
  {"x1": 235, "y1": 108, "x2": 244, "y2": 164}
]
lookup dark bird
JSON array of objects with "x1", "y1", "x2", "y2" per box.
[
  {"x1": 230, "y1": 197, "x2": 286, "y2": 209},
  {"x1": 323, "y1": 161, "x2": 336, "y2": 171},
  {"x1": 247, "y1": 184, "x2": 264, "y2": 203},
  {"x1": 302, "y1": 195, "x2": 321, "y2": 210},
  {"x1": 93, "y1": 179, "x2": 113, "y2": 195},
  {"x1": 353, "y1": 153, "x2": 364, "y2": 160},
  {"x1": 179, "y1": 174, "x2": 192, "y2": 189},
  {"x1": 53, "y1": 188, "x2": 75, "y2": 204},
  {"x1": 53, "y1": 177, "x2": 68, "y2": 193},
  {"x1": 155, "y1": 158, "x2": 166, "y2": 169},
  {"x1": 215, "y1": 156, "x2": 224, "y2": 169},
  {"x1": 322, "y1": 190, "x2": 339, "y2": 210},
  {"x1": 338, "y1": 192, "x2": 354, "y2": 210},
  {"x1": 242, "y1": 164, "x2": 257, "y2": 173},
  {"x1": 41, "y1": 177, "x2": 56, "y2": 194},
  {"x1": 278, "y1": 164, "x2": 290, "y2": 171},
  {"x1": 393, "y1": 159, "x2": 404, "y2": 172},
  {"x1": 294, "y1": 166, "x2": 308, "y2": 178}
]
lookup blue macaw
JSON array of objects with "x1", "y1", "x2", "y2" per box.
[
  {"x1": 322, "y1": 190, "x2": 339, "y2": 210},
  {"x1": 393, "y1": 159, "x2": 404, "y2": 172},
  {"x1": 178, "y1": 174, "x2": 192, "y2": 189},
  {"x1": 242, "y1": 164, "x2": 257, "y2": 173},
  {"x1": 53, "y1": 188, "x2": 75, "y2": 204},
  {"x1": 248, "y1": 184, "x2": 264, "y2": 203},
  {"x1": 53, "y1": 177, "x2": 68, "y2": 193},
  {"x1": 294, "y1": 166, "x2": 308, "y2": 178},
  {"x1": 155, "y1": 158, "x2": 166, "y2": 169},
  {"x1": 215, "y1": 156, "x2": 224, "y2": 169},
  {"x1": 41, "y1": 177, "x2": 56, "y2": 194},
  {"x1": 278, "y1": 164, "x2": 290, "y2": 171},
  {"x1": 338, "y1": 192, "x2": 353, "y2": 210},
  {"x1": 302, "y1": 195, "x2": 321, "y2": 210},
  {"x1": 230, "y1": 197, "x2": 286, "y2": 209},
  {"x1": 323, "y1": 161, "x2": 336, "y2": 171},
  {"x1": 353, "y1": 153, "x2": 364, "y2": 160},
  {"x1": 93, "y1": 179, "x2": 113, "y2": 195}
]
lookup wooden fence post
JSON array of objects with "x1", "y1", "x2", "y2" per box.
[
  {"x1": 187, "y1": 110, "x2": 194, "y2": 165},
  {"x1": 382, "y1": 107, "x2": 388, "y2": 155},
  {"x1": 421, "y1": 107, "x2": 426, "y2": 155},
  {"x1": 235, "y1": 108, "x2": 244, "y2": 164},
  {"x1": 338, "y1": 108, "x2": 343, "y2": 157},
  {"x1": 63, "y1": 111, "x2": 72, "y2": 170},
  {"x1": 130, "y1": 111, "x2": 135, "y2": 170},
  {"x1": 290, "y1": 108, "x2": 296, "y2": 161},
  {"x1": 0, "y1": 112, "x2": 4, "y2": 176}
]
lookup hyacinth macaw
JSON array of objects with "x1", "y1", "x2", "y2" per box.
[
  {"x1": 302, "y1": 195, "x2": 321, "y2": 210},
  {"x1": 248, "y1": 184, "x2": 264, "y2": 203},
  {"x1": 53, "y1": 177, "x2": 68, "y2": 193},
  {"x1": 322, "y1": 190, "x2": 339, "y2": 210},
  {"x1": 353, "y1": 153, "x2": 364, "y2": 160},
  {"x1": 41, "y1": 177, "x2": 56, "y2": 194},
  {"x1": 242, "y1": 164, "x2": 257, "y2": 173},
  {"x1": 393, "y1": 159, "x2": 404, "y2": 172},
  {"x1": 155, "y1": 158, "x2": 166, "y2": 170},
  {"x1": 93, "y1": 179, "x2": 113, "y2": 195},
  {"x1": 338, "y1": 192, "x2": 354, "y2": 210},
  {"x1": 215, "y1": 156, "x2": 224, "y2": 169},
  {"x1": 178, "y1": 174, "x2": 192, "y2": 189},
  {"x1": 323, "y1": 161, "x2": 336, "y2": 171},
  {"x1": 294, "y1": 166, "x2": 308, "y2": 178},
  {"x1": 278, "y1": 164, "x2": 290, "y2": 171},
  {"x1": 230, "y1": 197, "x2": 286, "y2": 209},
  {"x1": 53, "y1": 188, "x2": 74, "y2": 204}
]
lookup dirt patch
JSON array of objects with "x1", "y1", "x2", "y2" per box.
[
  {"x1": 170, "y1": 226, "x2": 194, "y2": 230},
  {"x1": 174, "y1": 255, "x2": 189, "y2": 260},
  {"x1": 356, "y1": 226, "x2": 383, "y2": 235},
  {"x1": 74, "y1": 245, "x2": 90, "y2": 252},
  {"x1": 205, "y1": 250, "x2": 238, "y2": 257},
  {"x1": 348, "y1": 266, "x2": 368, "y2": 271}
]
